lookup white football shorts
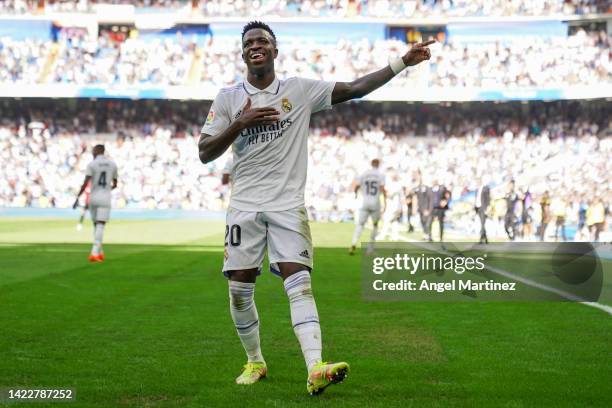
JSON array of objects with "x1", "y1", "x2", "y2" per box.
[
  {"x1": 90, "y1": 205, "x2": 111, "y2": 223},
  {"x1": 223, "y1": 206, "x2": 313, "y2": 278}
]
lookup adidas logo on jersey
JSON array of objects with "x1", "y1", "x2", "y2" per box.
[{"x1": 299, "y1": 250, "x2": 309, "y2": 258}]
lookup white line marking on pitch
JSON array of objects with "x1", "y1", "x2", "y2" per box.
[{"x1": 395, "y1": 235, "x2": 612, "y2": 316}]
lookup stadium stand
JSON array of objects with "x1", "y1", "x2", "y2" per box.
[
  {"x1": 0, "y1": 27, "x2": 609, "y2": 88},
  {"x1": 0, "y1": 0, "x2": 609, "y2": 241},
  {"x1": 1, "y1": 99, "x2": 609, "y2": 241}
]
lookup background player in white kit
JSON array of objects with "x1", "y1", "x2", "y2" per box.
[
  {"x1": 73, "y1": 145, "x2": 118, "y2": 263},
  {"x1": 221, "y1": 156, "x2": 233, "y2": 187},
  {"x1": 379, "y1": 172, "x2": 405, "y2": 242},
  {"x1": 220, "y1": 155, "x2": 233, "y2": 206},
  {"x1": 198, "y1": 21, "x2": 433, "y2": 395},
  {"x1": 350, "y1": 159, "x2": 387, "y2": 255}
]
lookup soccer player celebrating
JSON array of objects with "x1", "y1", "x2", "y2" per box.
[
  {"x1": 73, "y1": 145, "x2": 118, "y2": 262},
  {"x1": 198, "y1": 21, "x2": 433, "y2": 395},
  {"x1": 350, "y1": 159, "x2": 387, "y2": 255}
]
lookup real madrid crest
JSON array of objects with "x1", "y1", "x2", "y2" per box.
[{"x1": 281, "y1": 98, "x2": 292, "y2": 113}]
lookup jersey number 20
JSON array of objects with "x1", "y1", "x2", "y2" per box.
[{"x1": 225, "y1": 224, "x2": 241, "y2": 246}]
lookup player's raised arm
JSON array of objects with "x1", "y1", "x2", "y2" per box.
[
  {"x1": 198, "y1": 98, "x2": 280, "y2": 163},
  {"x1": 331, "y1": 40, "x2": 434, "y2": 105}
]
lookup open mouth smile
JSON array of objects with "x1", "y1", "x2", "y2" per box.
[{"x1": 250, "y1": 52, "x2": 265, "y2": 62}]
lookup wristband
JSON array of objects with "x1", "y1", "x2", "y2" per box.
[{"x1": 389, "y1": 57, "x2": 408, "y2": 75}]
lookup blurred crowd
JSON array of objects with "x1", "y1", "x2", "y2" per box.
[
  {"x1": 1, "y1": 0, "x2": 610, "y2": 16},
  {"x1": 199, "y1": 28, "x2": 611, "y2": 88},
  {"x1": 0, "y1": 27, "x2": 609, "y2": 88},
  {"x1": 306, "y1": 101, "x2": 611, "y2": 241},
  {"x1": 0, "y1": 37, "x2": 51, "y2": 83},
  {"x1": 53, "y1": 31, "x2": 194, "y2": 85},
  {"x1": 306, "y1": 128, "x2": 610, "y2": 241},
  {"x1": 0, "y1": 0, "x2": 189, "y2": 13},
  {"x1": 0, "y1": 99, "x2": 609, "y2": 240}
]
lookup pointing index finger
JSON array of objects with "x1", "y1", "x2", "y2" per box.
[{"x1": 417, "y1": 40, "x2": 436, "y2": 47}]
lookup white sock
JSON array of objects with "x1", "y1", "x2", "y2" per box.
[
  {"x1": 352, "y1": 224, "x2": 364, "y2": 246},
  {"x1": 229, "y1": 281, "x2": 264, "y2": 363},
  {"x1": 92, "y1": 223, "x2": 104, "y2": 255},
  {"x1": 284, "y1": 270, "x2": 322, "y2": 372}
]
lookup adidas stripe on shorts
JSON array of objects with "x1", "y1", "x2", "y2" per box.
[{"x1": 223, "y1": 206, "x2": 313, "y2": 277}]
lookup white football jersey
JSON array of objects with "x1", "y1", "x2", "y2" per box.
[
  {"x1": 358, "y1": 168, "x2": 386, "y2": 209},
  {"x1": 201, "y1": 76, "x2": 335, "y2": 212},
  {"x1": 86, "y1": 155, "x2": 118, "y2": 207}
]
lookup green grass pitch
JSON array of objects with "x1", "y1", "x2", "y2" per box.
[{"x1": 1, "y1": 218, "x2": 611, "y2": 407}]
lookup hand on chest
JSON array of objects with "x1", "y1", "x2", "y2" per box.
[{"x1": 233, "y1": 94, "x2": 300, "y2": 151}]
